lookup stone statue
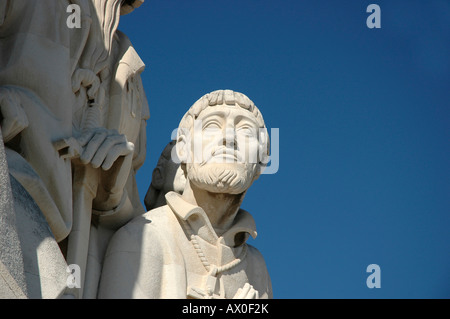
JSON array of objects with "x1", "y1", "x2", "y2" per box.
[
  {"x1": 1, "y1": 131, "x2": 68, "y2": 298},
  {"x1": 144, "y1": 140, "x2": 187, "y2": 211},
  {"x1": 98, "y1": 90, "x2": 273, "y2": 299},
  {"x1": 0, "y1": 0, "x2": 148, "y2": 298}
]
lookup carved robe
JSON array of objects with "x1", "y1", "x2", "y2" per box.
[
  {"x1": 0, "y1": 0, "x2": 82, "y2": 297},
  {"x1": 83, "y1": 28, "x2": 150, "y2": 298},
  {"x1": 0, "y1": 0, "x2": 149, "y2": 298},
  {"x1": 98, "y1": 191, "x2": 272, "y2": 299},
  {"x1": 0, "y1": 0, "x2": 81, "y2": 242}
]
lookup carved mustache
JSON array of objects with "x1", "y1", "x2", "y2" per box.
[{"x1": 209, "y1": 146, "x2": 244, "y2": 163}]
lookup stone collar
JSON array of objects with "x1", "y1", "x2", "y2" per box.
[{"x1": 165, "y1": 191, "x2": 257, "y2": 247}]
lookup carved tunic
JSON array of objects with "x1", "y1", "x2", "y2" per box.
[
  {"x1": 98, "y1": 191, "x2": 272, "y2": 299},
  {"x1": 0, "y1": 0, "x2": 78, "y2": 241}
]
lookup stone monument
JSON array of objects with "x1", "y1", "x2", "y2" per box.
[
  {"x1": 0, "y1": 0, "x2": 148, "y2": 298},
  {"x1": 1, "y1": 1, "x2": 272, "y2": 299},
  {"x1": 98, "y1": 90, "x2": 272, "y2": 299}
]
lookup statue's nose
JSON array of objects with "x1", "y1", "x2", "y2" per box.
[{"x1": 222, "y1": 128, "x2": 237, "y2": 149}]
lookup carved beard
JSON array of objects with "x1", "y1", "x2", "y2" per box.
[{"x1": 186, "y1": 162, "x2": 258, "y2": 195}]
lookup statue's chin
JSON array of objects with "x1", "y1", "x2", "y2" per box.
[
  {"x1": 187, "y1": 163, "x2": 257, "y2": 195},
  {"x1": 191, "y1": 180, "x2": 246, "y2": 195}
]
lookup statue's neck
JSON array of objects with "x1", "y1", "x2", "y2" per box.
[{"x1": 181, "y1": 181, "x2": 245, "y2": 236}]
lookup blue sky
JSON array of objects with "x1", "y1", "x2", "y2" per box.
[{"x1": 119, "y1": 0, "x2": 450, "y2": 298}]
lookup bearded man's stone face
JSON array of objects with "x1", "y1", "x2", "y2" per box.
[{"x1": 184, "y1": 104, "x2": 262, "y2": 195}]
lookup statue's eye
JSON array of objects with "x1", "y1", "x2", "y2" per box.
[
  {"x1": 237, "y1": 124, "x2": 256, "y2": 136},
  {"x1": 203, "y1": 120, "x2": 221, "y2": 130}
]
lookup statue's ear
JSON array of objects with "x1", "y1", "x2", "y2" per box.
[
  {"x1": 259, "y1": 127, "x2": 270, "y2": 166},
  {"x1": 176, "y1": 129, "x2": 190, "y2": 164}
]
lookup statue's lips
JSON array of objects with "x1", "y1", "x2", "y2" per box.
[{"x1": 215, "y1": 153, "x2": 237, "y2": 161}]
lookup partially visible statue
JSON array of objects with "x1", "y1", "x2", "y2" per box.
[
  {"x1": 0, "y1": 0, "x2": 148, "y2": 298},
  {"x1": 98, "y1": 90, "x2": 272, "y2": 299},
  {"x1": 144, "y1": 140, "x2": 187, "y2": 211}
]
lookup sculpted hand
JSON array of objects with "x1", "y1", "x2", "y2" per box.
[
  {"x1": 76, "y1": 128, "x2": 134, "y2": 210},
  {"x1": 233, "y1": 283, "x2": 260, "y2": 299},
  {"x1": 0, "y1": 87, "x2": 29, "y2": 143},
  {"x1": 77, "y1": 128, "x2": 134, "y2": 171}
]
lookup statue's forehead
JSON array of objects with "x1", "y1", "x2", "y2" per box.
[{"x1": 196, "y1": 104, "x2": 258, "y2": 123}]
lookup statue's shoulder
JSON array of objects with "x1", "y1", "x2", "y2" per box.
[
  {"x1": 245, "y1": 244, "x2": 273, "y2": 298},
  {"x1": 245, "y1": 244, "x2": 270, "y2": 274},
  {"x1": 110, "y1": 205, "x2": 176, "y2": 247},
  {"x1": 115, "y1": 29, "x2": 132, "y2": 44},
  {"x1": 246, "y1": 244, "x2": 265, "y2": 260}
]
